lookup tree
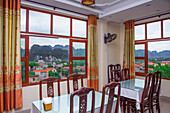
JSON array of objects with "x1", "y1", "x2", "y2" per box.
[
  {"x1": 73, "y1": 69, "x2": 79, "y2": 74},
  {"x1": 29, "y1": 62, "x2": 39, "y2": 69},
  {"x1": 49, "y1": 71, "x2": 60, "y2": 78},
  {"x1": 29, "y1": 72, "x2": 35, "y2": 75},
  {"x1": 57, "y1": 67, "x2": 62, "y2": 73},
  {"x1": 148, "y1": 65, "x2": 154, "y2": 68},
  {"x1": 47, "y1": 65, "x2": 53, "y2": 68},
  {"x1": 62, "y1": 70, "x2": 69, "y2": 77}
]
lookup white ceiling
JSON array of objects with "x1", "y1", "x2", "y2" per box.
[{"x1": 21, "y1": 0, "x2": 170, "y2": 24}]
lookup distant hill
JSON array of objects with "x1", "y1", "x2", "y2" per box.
[
  {"x1": 29, "y1": 44, "x2": 85, "y2": 61},
  {"x1": 135, "y1": 50, "x2": 170, "y2": 58}
]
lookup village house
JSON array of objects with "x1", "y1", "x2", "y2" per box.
[
  {"x1": 161, "y1": 61, "x2": 170, "y2": 66},
  {"x1": 29, "y1": 75, "x2": 39, "y2": 83}
]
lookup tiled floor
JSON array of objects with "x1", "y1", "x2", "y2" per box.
[
  {"x1": 159, "y1": 97, "x2": 170, "y2": 113},
  {"x1": 121, "y1": 96, "x2": 170, "y2": 113}
]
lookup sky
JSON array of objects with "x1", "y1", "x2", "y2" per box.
[
  {"x1": 21, "y1": 9, "x2": 86, "y2": 49},
  {"x1": 21, "y1": 9, "x2": 170, "y2": 52},
  {"x1": 135, "y1": 19, "x2": 170, "y2": 52}
]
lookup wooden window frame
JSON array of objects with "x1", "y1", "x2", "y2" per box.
[
  {"x1": 21, "y1": 7, "x2": 88, "y2": 86},
  {"x1": 135, "y1": 17, "x2": 170, "y2": 80}
]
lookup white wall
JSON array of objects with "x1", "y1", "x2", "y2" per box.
[{"x1": 97, "y1": 20, "x2": 125, "y2": 91}]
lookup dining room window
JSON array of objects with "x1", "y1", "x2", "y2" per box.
[
  {"x1": 135, "y1": 18, "x2": 170, "y2": 79},
  {"x1": 20, "y1": 7, "x2": 88, "y2": 86}
]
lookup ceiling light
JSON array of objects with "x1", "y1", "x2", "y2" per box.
[{"x1": 81, "y1": 0, "x2": 95, "y2": 5}]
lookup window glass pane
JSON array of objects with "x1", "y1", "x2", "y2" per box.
[
  {"x1": 73, "y1": 42, "x2": 85, "y2": 57},
  {"x1": 148, "y1": 41, "x2": 170, "y2": 78},
  {"x1": 163, "y1": 19, "x2": 170, "y2": 37},
  {"x1": 135, "y1": 44, "x2": 145, "y2": 57},
  {"x1": 21, "y1": 61, "x2": 25, "y2": 81},
  {"x1": 29, "y1": 37, "x2": 69, "y2": 83},
  {"x1": 21, "y1": 8, "x2": 26, "y2": 31},
  {"x1": 72, "y1": 19, "x2": 87, "y2": 38},
  {"x1": 21, "y1": 38, "x2": 25, "y2": 57},
  {"x1": 147, "y1": 21, "x2": 161, "y2": 39},
  {"x1": 29, "y1": 10, "x2": 51, "y2": 34},
  {"x1": 53, "y1": 15, "x2": 70, "y2": 36},
  {"x1": 135, "y1": 25, "x2": 145, "y2": 40},
  {"x1": 73, "y1": 60, "x2": 86, "y2": 74},
  {"x1": 135, "y1": 59, "x2": 145, "y2": 73}
]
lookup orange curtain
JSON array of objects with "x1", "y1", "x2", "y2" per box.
[
  {"x1": 0, "y1": 0, "x2": 22, "y2": 112},
  {"x1": 87, "y1": 15, "x2": 98, "y2": 91},
  {"x1": 123, "y1": 20, "x2": 135, "y2": 78}
]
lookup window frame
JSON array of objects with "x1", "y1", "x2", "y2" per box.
[
  {"x1": 135, "y1": 17, "x2": 170, "y2": 80},
  {"x1": 21, "y1": 7, "x2": 88, "y2": 86}
]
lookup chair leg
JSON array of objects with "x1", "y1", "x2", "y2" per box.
[
  {"x1": 127, "y1": 102, "x2": 130, "y2": 113},
  {"x1": 140, "y1": 105, "x2": 144, "y2": 113},
  {"x1": 151, "y1": 100, "x2": 154, "y2": 113},
  {"x1": 149, "y1": 103, "x2": 151, "y2": 113},
  {"x1": 156, "y1": 99, "x2": 160, "y2": 113},
  {"x1": 123, "y1": 99, "x2": 126, "y2": 113}
]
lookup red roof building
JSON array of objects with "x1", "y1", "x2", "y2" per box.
[
  {"x1": 161, "y1": 61, "x2": 170, "y2": 66},
  {"x1": 62, "y1": 67, "x2": 69, "y2": 70},
  {"x1": 76, "y1": 66, "x2": 85, "y2": 69},
  {"x1": 135, "y1": 64, "x2": 141, "y2": 67}
]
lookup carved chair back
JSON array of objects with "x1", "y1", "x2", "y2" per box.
[
  {"x1": 108, "y1": 64, "x2": 115, "y2": 83},
  {"x1": 152, "y1": 70, "x2": 162, "y2": 97},
  {"x1": 112, "y1": 69, "x2": 122, "y2": 82},
  {"x1": 141, "y1": 73, "x2": 155, "y2": 104},
  {"x1": 70, "y1": 87, "x2": 95, "y2": 113},
  {"x1": 114, "y1": 64, "x2": 121, "y2": 70},
  {"x1": 67, "y1": 74, "x2": 84, "y2": 94},
  {"x1": 122, "y1": 68, "x2": 130, "y2": 80},
  {"x1": 39, "y1": 77, "x2": 60, "y2": 100},
  {"x1": 100, "y1": 82, "x2": 121, "y2": 113}
]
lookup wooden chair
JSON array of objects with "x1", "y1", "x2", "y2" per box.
[
  {"x1": 114, "y1": 64, "x2": 121, "y2": 70},
  {"x1": 39, "y1": 77, "x2": 60, "y2": 100},
  {"x1": 112, "y1": 69, "x2": 122, "y2": 82},
  {"x1": 70, "y1": 87, "x2": 95, "y2": 113},
  {"x1": 100, "y1": 82, "x2": 121, "y2": 113},
  {"x1": 121, "y1": 68, "x2": 130, "y2": 113},
  {"x1": 67, "y1": 74, "x2": 83, "y2": 94},
  {"x1": 127, "y1": 73, "x2": 155, "y2": 113},
  {"x1": 108, "y1": 64, "x2": 115, "y2": 83},
  {"x1": 151, "y1": 70, "x2": 162, "y2": 113},
  {"x1": 122, "y1": 68, "x2": 130, "y2": 80}
]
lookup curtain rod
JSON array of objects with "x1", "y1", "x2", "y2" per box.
[
  {"x1": 134, "y1": 12, "x2": 170, "y2": 22},
  {"x1": 23, "y1": 0, "x2": 89, "y2": 17}
]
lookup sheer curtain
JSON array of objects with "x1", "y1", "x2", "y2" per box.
[
  {"x1": 123, "y1": 20, "x2": 135, "y2": 78},
  {"x1": 87, "y1": 15, "x2": 99, "y2": 91}
]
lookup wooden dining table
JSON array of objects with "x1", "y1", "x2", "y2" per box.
[
  {"x1": 31, "y1": 91, "x2": 121, "y2": 113},
  {"x1": 115, "y1": 78, "x2": 145, "y2": 110}
]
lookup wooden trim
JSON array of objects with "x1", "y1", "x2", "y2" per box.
[
  {"x1": 135, "y1": 17, "x2": 170, "y2": 26},
  {"x1": 135, "y1": 57, "x2": 145, "y2": 59},
  {"x1": 70, "y1": 39, "x2": 87, "y2": 76},
  {"x1": 21, "y1": 35, "x2": 29, "y2": 85},
  {"x1": 21, "y1": 31, "x2": 87, "y2": 40},
  {"x1": 51, "y1": 14, "x2": 53, "y2": 35},
  {"x1": 135, "y1": 17, "x2": 170, "y2": 79},
  {"x1": 70, "y1": 39, "x2": 73, "y2": 74},
  {"x1": 26, "y1": 8, "x2": 29, "y2": 32},
  {"x1": 21, "y1": 6, "x2": 87, "y2": 21},
  {"x1": 21, "y1": 6, "x2": 88, "y2": 86}
]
